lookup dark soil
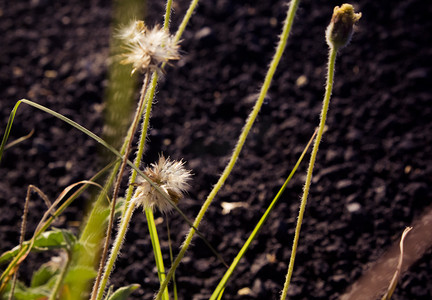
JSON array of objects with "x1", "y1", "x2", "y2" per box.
[{"x1": 1, "y1": 0, "x2": 431, "y2": 299}]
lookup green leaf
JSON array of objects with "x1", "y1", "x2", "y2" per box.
[
  {"x1": 2, "y1": 277, "x2": 59, "y2": 300},
  {"x1": 103, "y1": 285, "x2": 114, "y2": 300},
  {"x1": 0, "y1": 249, "x2": 17, "y2": 266},
  {"x1": 31, "y1": 262, "x2": 59, "y2": 288},
  {"x1": 33, "y1": 229, "x2": 77, "y2": 251},
  {"x1": 100, "y1": 198, "x2": 125, "y2": 223},
  {"x1": 11, "y1": 284, "x2": 51, "y2": 300},
  {"x1": 106, "y1": 284, "x2": 140, "y2": 300},
  {"x1": 0, "y1": 229, "x2": 76, "y2": 266},
  {"x1": 63, "y1": 266, "x2": 97, "y2": 285}
]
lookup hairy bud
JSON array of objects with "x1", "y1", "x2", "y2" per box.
[{"x1": 326, "y1": 4, "x2": 361, "y2": 50}]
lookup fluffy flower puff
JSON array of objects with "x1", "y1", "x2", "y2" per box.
[
  {"x1": 132, "y1": 156, "x2": 192, "y2": 214},
  {"x1": 118, "y1": 20, "x2": 180, "y2": 74}
]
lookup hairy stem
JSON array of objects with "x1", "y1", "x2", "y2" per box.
[
  {"x1": 123, "y1": 72, "x2": 158, "y2": 208},
  {"x1": 280, "y1": 46, "x2": 338, "y2": 300},
  {"x1": 174, "y1": 0, "x2": 200, "y2": 42},
  {"x1": 95, "y1": 200, "x2": 136, "y2": 300},
  {"x1": 91, "y1": 72, "x2": 150, "y2": 300},
  {"x1": 154, "y1": 1, "x2": 301, "y2": 299},
  {"x1": 163, "y1": 0, "x2": 173, "y2": 30}
]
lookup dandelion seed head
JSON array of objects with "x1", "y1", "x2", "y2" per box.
[
  {"x1": 117, "y1": 20, "x2": 180, "y2": 74},
  {"x1": 132, "y1": 156, "x2": 192, "y2": 214}
]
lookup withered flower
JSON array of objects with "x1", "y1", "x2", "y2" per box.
[{"x1": 132, "y1": 156, "x2": 192, "y2": 214}]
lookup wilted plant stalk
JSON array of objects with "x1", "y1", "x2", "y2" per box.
[{"x1": 280, "y1": 4, "x2": 361, "y2": 299}]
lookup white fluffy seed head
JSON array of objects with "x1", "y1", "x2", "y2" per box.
[
  {"x1": 117, "y1": 20, "x2": 180, "y2": 74},
  {"x1": 132, "y1": 156, "x2": 192, "y2": 214}
]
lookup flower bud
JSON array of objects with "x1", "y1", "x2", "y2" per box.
[{"x1": 326, "y1": 4, "x2": 361, "y2": 50}]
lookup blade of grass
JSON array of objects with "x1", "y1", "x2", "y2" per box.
[
  {"x1": 0, "y1": 99, "x2": 149, "y2": 182},
  {"x1": 165, "y1": 216, "x2": 178, "y2": 300},
  {"x1": 0, "y1": 100, "x2": 21, "y2": 164},
  {"x1": 381, "y1": 227, "x2": 413, "y2": 300},
  {"x1": 210, "y1": 128, "x2": 317, "y2": 300},
  {"x1": 0, "y1": 100, "x2": 122, "y2": 162},
  {"x1": 216, "y1": 288, "x2": 224, "y2": 300},
  {"x1": 4, "y1": 129, "x2": 34, "y2": 151},
  {"x1": 145, "y1": 209, "x2": 169, "y2": 300}
]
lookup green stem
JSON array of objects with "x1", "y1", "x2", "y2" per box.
[
  {"x1": 154, "y1": 1, "x2": 301, "y2": 299},
  {"x1": 123, "y1": 0, "x2": 179, "y2": 204},
  {"x1": 163, "y1": 0, "x2": 173, "y2": 30},
  {"x1": 92, "y1": 72, "x2": 150, "y2": 300},
  {"x1": 174, "y1": 0, "x2": 200, "y2": 42},
  {"x1": 123, "y1": 72, "x2": 158, "y2": 209},
  {"x1": 67, "y1": 91, "x2": 148, "y2": 299},
  {"x1": 166, "y1": 217, "x2": 178, "y2": 300},
  {"x1": 111, "y1": 0, "x2": 196, "y2": 297},
  {"x1": 116, "y1": 1, "x2": 170, "y2": 297},
  {"x1": 95, "y1": 201, "x2": 136, "y2": 300},
  {"x1": 280, "y1": 46, "x2": 338, "y2": 300},
  {"x1": 119, "y1": 72, "x2": 169, "y2": 300}
]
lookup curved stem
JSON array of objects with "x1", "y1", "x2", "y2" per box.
[
  {"x1": 280, "y1": 46, "x2": 338, "y2": 300},
  {"x1": 154, "y1": 1, "x2": 301, "y2": 299}
]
